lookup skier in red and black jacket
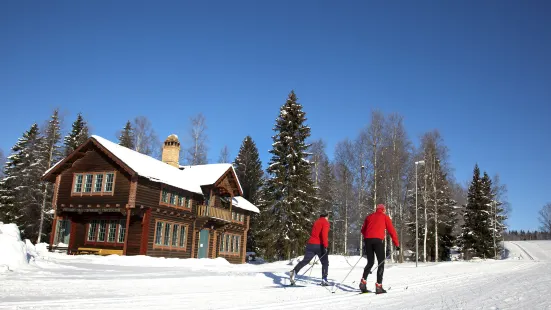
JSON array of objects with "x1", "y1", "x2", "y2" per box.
[
  {"x1": 359, "y1": 204, "x2": 400, "y2": 294},
  {"x1": 289, "y1": 210, "x2": 330, "y2": 286}
]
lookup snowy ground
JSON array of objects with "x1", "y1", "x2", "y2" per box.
[{"x1": 1, "y1": 241, "x2": 550, "y2": 310}]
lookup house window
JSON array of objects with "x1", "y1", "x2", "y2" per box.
[
  {"x1": 74, "y1": 175, "x2": 83, "y2": 193},
  {"x1": 179, "y1": 226, "x2": 186, "y2": 248},
  {"x1": 163, "y1": 223, "x2": 171, "y2": 246},
  {"x1": 219, "y1": 233, "x2": 240, "y2": 255},
  {"x1": 172, "y1": 224, "x2": 179, "y2": 247},
  {"x1": 84, "y1": 174, "x2": 93, "y2": 193},
  {"x1": 108, "y1": 220, "x2": 117, "y2": 242},
  {"x1": 118, "y1": 219, "x2": 126, "y2": 243},
  {"x1": 178, "y1": 196, "x2": 185, "y2": 207},
  {"x1": 94, "y1": 174, "x2": 104, "y2": 192},
  {"x1": 87, "y1": 220, "x2": 99, "y2": 241},
  {"x1": 187, "y1": 198, "x2": 192, "y2": 209},
  {"x1": 161, "y1": 189, "x2": 169, "y2": 203},
  {"x1": 97, "y1": 220, "x2": 107, "y2": 242},
  {"x1": 73, "y1": 172, "x2": 116, "y2": 195},
  {"x1": 104, "y1": 173, "x2": 115, "y2": 192},
  {"x1": 155, "y1": 222, "x2": 163, "y2": 245},
  {"x1": 86, "y1": 218, "x2": 125, "y2": 245},
  {"x1": 153, "y1": 220, "x2": 188, "y2": 250},
  {"x1": 170, "y1": 193, "x2": 176, "y2": 205}
]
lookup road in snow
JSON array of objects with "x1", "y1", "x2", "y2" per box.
[{"x1": 1, "y1": 241, "x2": 550, "y2": 309}]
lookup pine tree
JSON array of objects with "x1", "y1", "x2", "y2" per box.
[
  {"x1": 257, "y1": 91, "x2": 316, "y2": 261},
  {"x1": 460, "y1": 165, "x2": 493, "y2": 259},
  {"x1": 36, "y1": 109, "x2": 63, "y2": 242},
  {"x1": 0, "y1": 124, "x2": 47, "y2": 240},
  {"x1": 118, "y1": 121, "x2": 135, "y2": 149},
  {"x1": 233, "y1": 136, "x2": 263, "y2": 252},
  {"x1": 64, "y1": 113, "x2": 89, "y2": 156}
]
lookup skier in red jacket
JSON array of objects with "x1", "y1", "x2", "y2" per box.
[
  {"x1": 359, "y1": 204, "x2": 400, "y2": 294},
  {"x1": 289, "y1": 210, "x2": 330, "y2": 286}
]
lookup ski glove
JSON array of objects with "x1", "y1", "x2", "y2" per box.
[{"x1": 396, "y1": 246, "x2": 400, "y2": 251}]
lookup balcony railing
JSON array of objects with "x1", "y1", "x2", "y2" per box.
[{"x1": 196, "y1": 205, "x2": 232, "y2": 222}]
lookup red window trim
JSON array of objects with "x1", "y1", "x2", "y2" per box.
[
  {"x1": 158, "y1": 186, "x2": 193, "y2": 211},
  {"x1": 219, "y1": 233, "x2": 241, "y2": 257},
  {"x1": 152, "y1": 219, "x2": 190, "y2": 251},
  {"x1": 84, "y1": 217, "x2": 125, "y2": 246},
  {"x1": 71, "y1": 171, "x2": 117, "y2": 197}
]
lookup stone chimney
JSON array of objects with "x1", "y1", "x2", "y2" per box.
[{"x1": 162, "y1": 134, "x2": 180, "y2": 168}]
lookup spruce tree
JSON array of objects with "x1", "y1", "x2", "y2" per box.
[
  {"x1": 257, "y1": 90, "x2": 316, "y2": 261},
  {"x1": 36, "y1": 109, "x2": 63, "y2": 242},
  {"x1": 64, "y1": 113, "x2": 89, "y2": 155},
  {"x1": 460, "y1": 165, "x2": 493, "y2": 259},
  {"x1": 233, "y1": 136, "x2": 264, "y2": 252},
  {"x1": 0, "y1": 124, "x2": 47, "y2": 239},
  {"x1": 118, "y1": 120, "x2": 135, "y2": 149},
  {"x1": 480, "y1": 172, "x2": 496, "y2": 257}
]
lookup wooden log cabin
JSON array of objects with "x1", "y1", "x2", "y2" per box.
[{"x1": 42, "y1": 134, "x2": 259, "y2": 264}]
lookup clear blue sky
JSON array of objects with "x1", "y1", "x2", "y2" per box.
[{"x1": 1, "y1": 1, "x2": 550, "y2": 231}]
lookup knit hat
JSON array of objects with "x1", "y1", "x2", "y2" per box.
[
  {"x1": 320, "y1": 210, "x2": 329, "y2": 217},
  {"x1": 376, "y1": 204, "x2": 386, "y2": 212}
]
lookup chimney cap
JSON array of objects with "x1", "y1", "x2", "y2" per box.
[{"x1": 165, "y1": 134, "x2": 179, "y2": 143}]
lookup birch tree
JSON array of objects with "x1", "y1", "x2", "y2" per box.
[
  {"x1": 36, "y1": 109, "x2": 63, "y2": 243},
  {"x1": 367, "y1": 110, "x2": 385, "y2": 211},
  {"x1": 334, "y1": 140, "x2": 355, "y2": 254},
  {"x1": 133, "y1": 116, "x2": 160, "y2": 158},
  {"x1": 218, "y1": 145, "x2": 230, "y2": 163},
  {"x1": 185, "y1": 113, "x2": 208, "y2": 165},
  {"x1": 539, "y1": 203, "x2": 551, "y2": 234}
]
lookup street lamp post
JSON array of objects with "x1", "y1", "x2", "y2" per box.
[
  {"x1": 359, "y1": 165, "x2": 365, "y2": 256},
  {"x1": 415, "y1": 160, "x2": 425, "y2": 267}
]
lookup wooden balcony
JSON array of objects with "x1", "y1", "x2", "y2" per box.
[{"x1": 196, "y1": 205, "x2": 231, "y2": 222}]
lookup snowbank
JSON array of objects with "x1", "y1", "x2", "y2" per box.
[
  {"x1": 89, "y1": 254, "x2": 232, "y2": 269},
  {"x1": 0, "y1": 223, "x2": 47, "y2": 271},
  {"x1": 0, "y1": 223, "x2": 29, "y2": 271}
]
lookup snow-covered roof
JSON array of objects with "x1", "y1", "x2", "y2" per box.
[
  {"x1": 91, "y1": 136, "x2": 203, "y2": 194},
  {"x1": 43, "y1": 135, "x2": 248, "y2": 207},
  {"x1": 232, "y1": 196, "x2": 260, "y2": 213},
  {"x1": 179, "y1": 163, "x2": 243, "y2": 194}
]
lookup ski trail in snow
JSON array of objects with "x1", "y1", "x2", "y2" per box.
[{"x1": 509, "y1": 241, "x2": 535, "y2": 260}]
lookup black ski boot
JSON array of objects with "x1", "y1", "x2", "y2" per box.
[{"x1": 375, "y1": 283, "x2": 387, "y2": 294}]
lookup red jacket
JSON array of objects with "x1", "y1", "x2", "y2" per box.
[
  {"x1": 307, "y1": 217, "x2": 330, "y2": 248},
  {"x1": 361, "y1": 208, "x2": 400, "y2": 247}
]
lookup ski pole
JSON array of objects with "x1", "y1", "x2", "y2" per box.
[
  {"x1": 308, "y1": 256, "x2": 318, "y2": 277},
  {"x1": 294, "y1": 251, "x2": 328, "y2": 284},
  {"x1": 331, "y1": 249, "x2": 398, "y2": 294},
  {"x1": 369, "y1": 250, "x2": 395, "y2": 274},
  {"x1": 330, "y1": 254, "x2": 364, "y2": 293}
]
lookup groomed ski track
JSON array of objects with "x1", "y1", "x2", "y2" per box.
[{"x1": 1, "y1": 241, "x2": 550, "y2": 309}]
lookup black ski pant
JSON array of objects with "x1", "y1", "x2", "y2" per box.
[
  {"x1": 293, "y1": 243, "x2": 329, "y2": 279},
  {"x1": 362, "y1": 238, "x2": 385, "y2": 284}
]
